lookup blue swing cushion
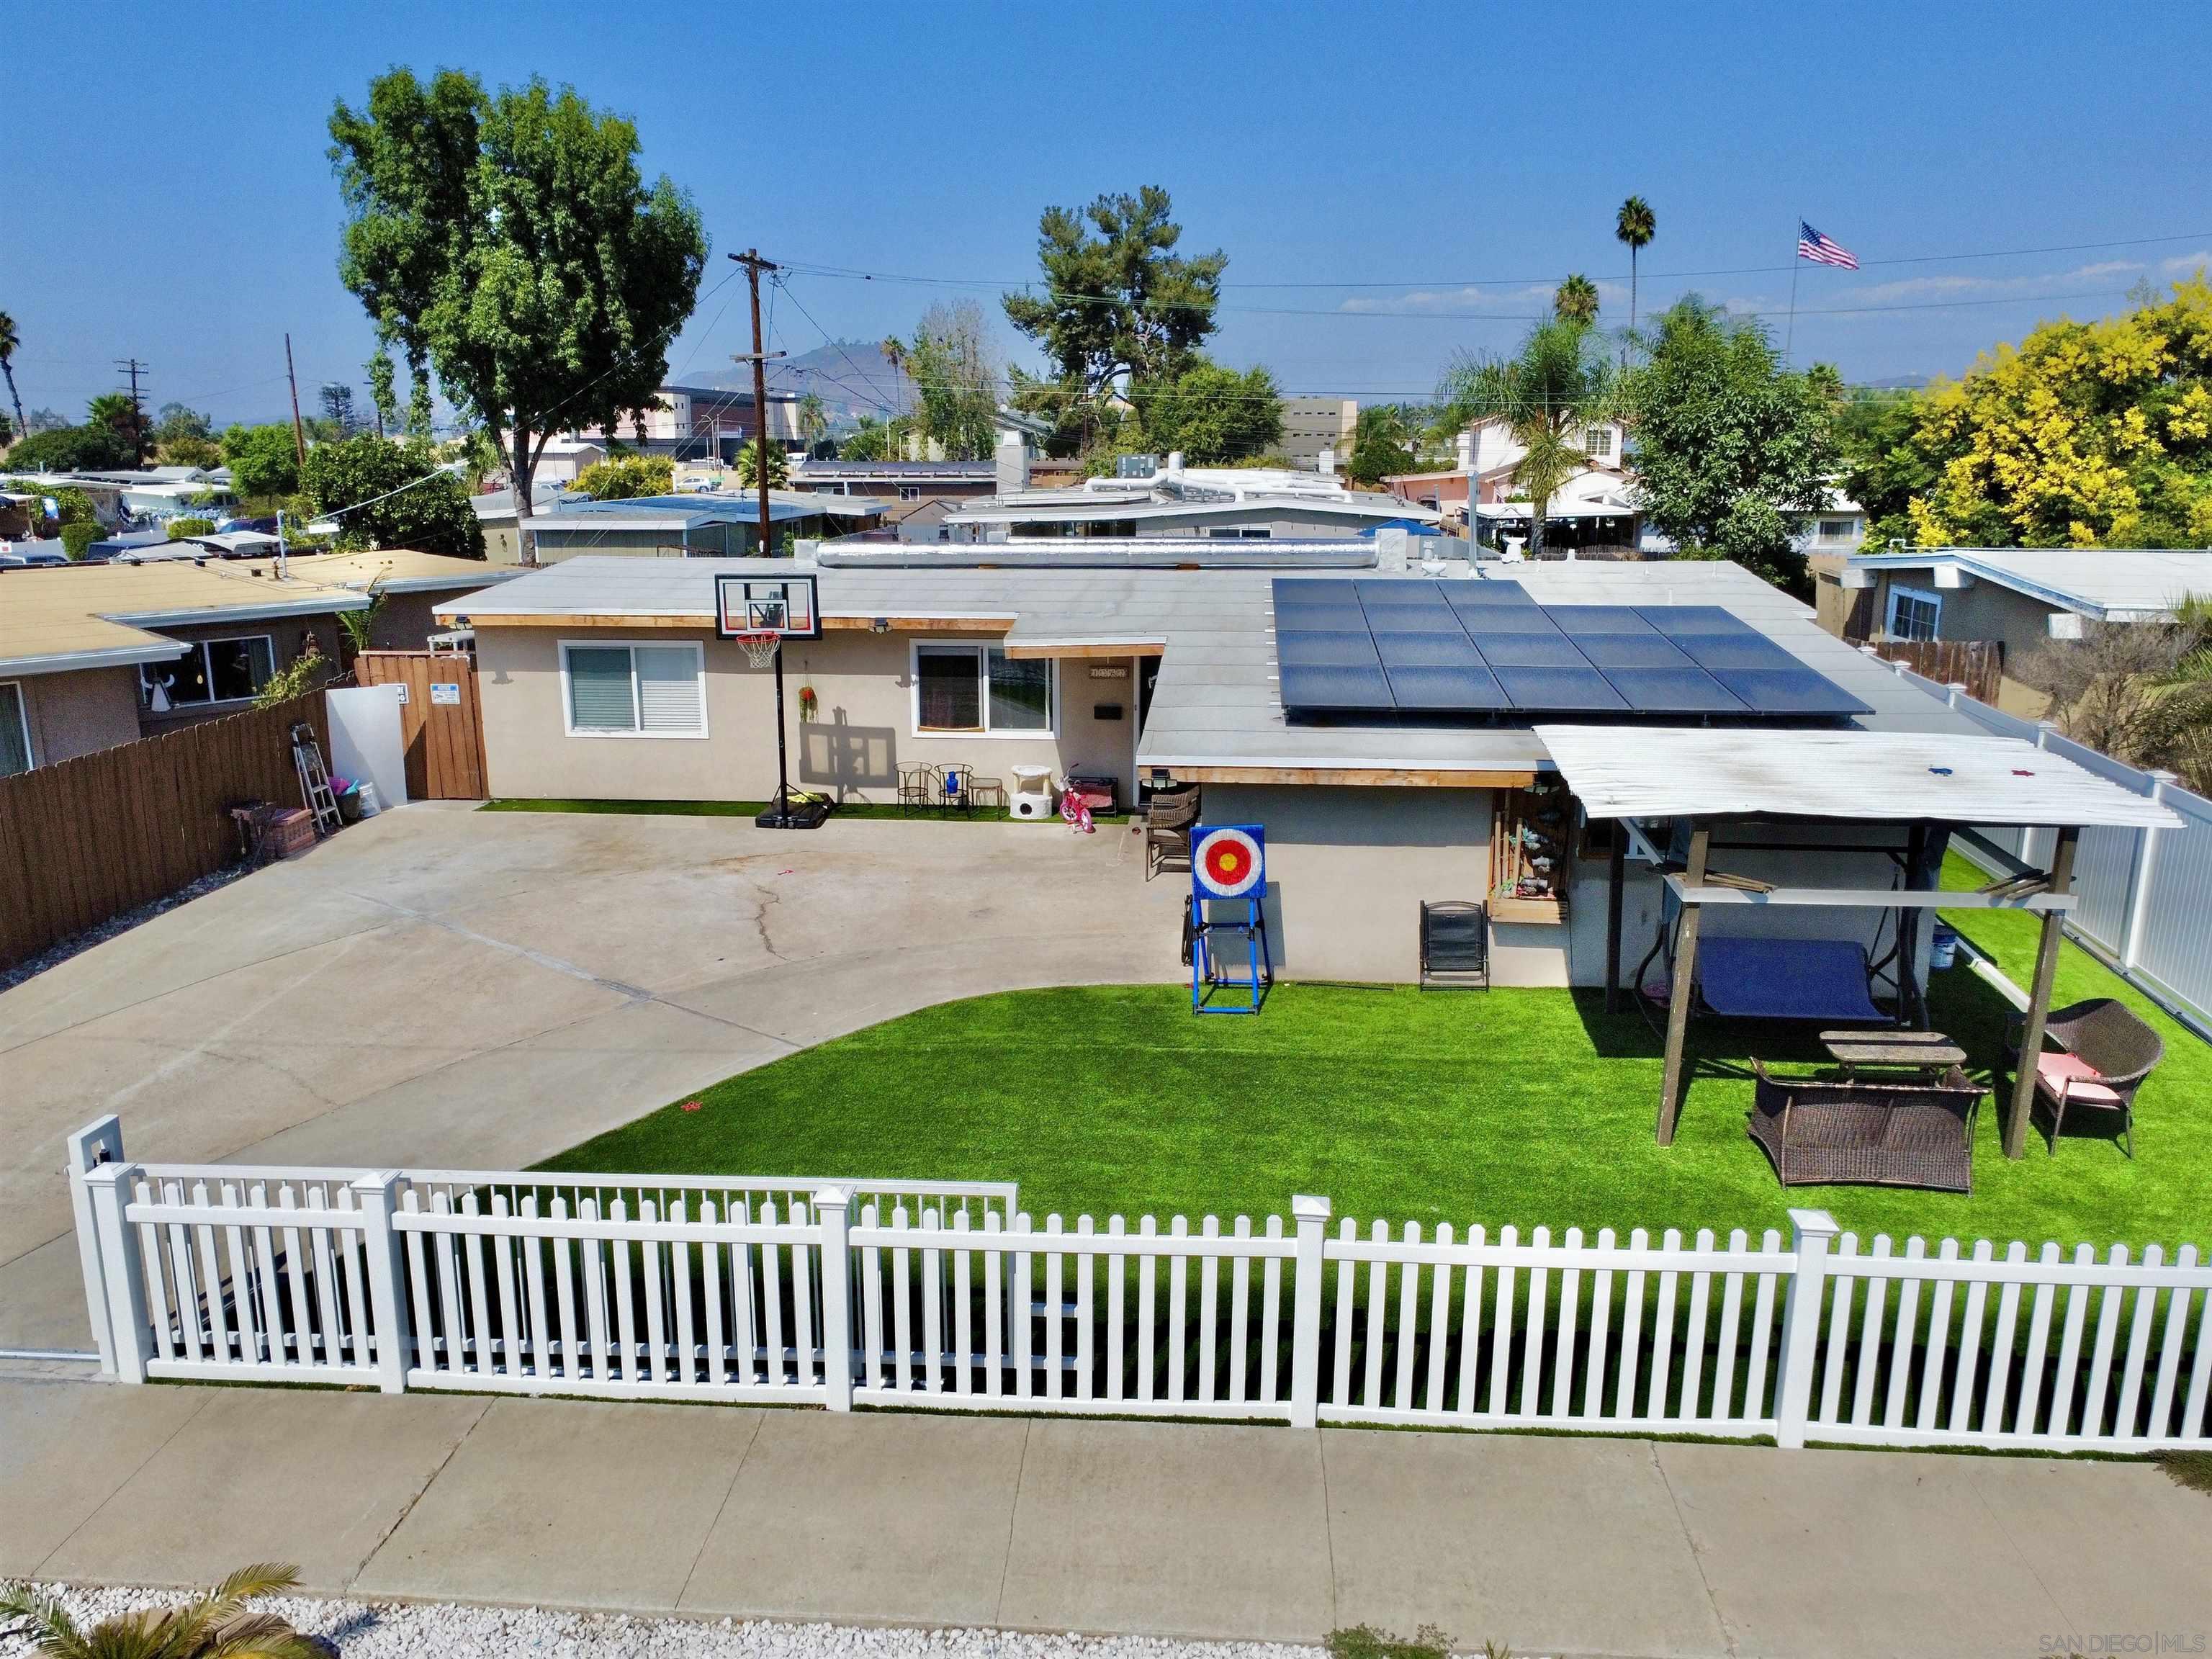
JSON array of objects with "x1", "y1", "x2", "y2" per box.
[{"x1": 1696, "y1": 937, "x2": 1884, "y2": 1023}]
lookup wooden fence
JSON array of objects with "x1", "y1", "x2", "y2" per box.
[
  {"x1": 0, "y1": 685, "x2": 333, "y2": 970},
  {"x1": 73, "y1": 1118, "x2": 2212, "y2": 1454},
  {"x1": 354, "y1": 651, "x2": 487, "y2": 801},
  {"x1": 1867, "y1": 638, "x2": 2005, "y2": 706}
]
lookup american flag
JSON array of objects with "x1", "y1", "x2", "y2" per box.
[{"x1": 1797, "y1": 221, "x2": 1858, "y2": 270}]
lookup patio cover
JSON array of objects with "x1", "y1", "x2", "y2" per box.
[{"x1": 1532, "y1": 726, "x2": 2182, "y2": 830}]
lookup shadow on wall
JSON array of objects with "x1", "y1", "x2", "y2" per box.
[{"x1": 799, "y1": 708, "x2": 896, "y2": 797}]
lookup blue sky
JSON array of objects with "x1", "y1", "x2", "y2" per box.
[{"x1": 8, "y1": 0, "x2": 2211, "y2": 430}]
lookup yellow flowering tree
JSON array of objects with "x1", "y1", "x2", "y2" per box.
[{"x1": 1854, "y1": 275, "x2": 2212, "y2": 549}]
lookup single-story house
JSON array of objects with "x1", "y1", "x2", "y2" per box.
[
  {"x1": 523, "y1": 493, "x2": 886, "y2": 562},
  {"x1": 1820, "y1": 546, "x2": 2212, "y2": 716},
  {"x1": 0, "y1": 549, "x2": 513, "y2": 776},
  {"x1": 788, "y1": 459, "x2": 998, "y2": 539},
  {"x1": 434, "y1": 539, "x2": 2071, "y2": 988},
  {"x1": 945, "y1": 460, "x2": 1440, "y2": 542}
]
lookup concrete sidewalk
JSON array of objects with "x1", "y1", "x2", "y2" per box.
[{"x1": 5, "y1": 1372, "x2": 2208, "y2": 1658}]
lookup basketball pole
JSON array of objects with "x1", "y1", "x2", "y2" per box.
[{"x1": 770, "y1": 636, "x2": 792, "y2": 825}]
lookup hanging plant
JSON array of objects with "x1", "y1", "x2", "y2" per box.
[{"x1": 799, "y1": 683, "x2": 819, "y2": 720}]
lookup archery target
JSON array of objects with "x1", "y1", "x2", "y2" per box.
[{"x1": 1193, "y1": 824, "x2": 1265, "y2": 899}]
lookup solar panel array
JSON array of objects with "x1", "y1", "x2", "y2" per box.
[{"x1": 1273, "y1": 578, "x2": 1873, "y2": 719}]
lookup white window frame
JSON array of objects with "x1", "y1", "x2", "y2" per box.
[
  {"x1": 138, "y1": 633, "x2": 277, "y2": 711},
  {"x1": 909, "y1": 639, "x2": 1058, "y2": 739},
  {"x1": 1582, "y1": 425, "x2": 1614, "y2": 459},
  {"x1": 1887, "y1": 585, "x2": 1943, "y2": 642},
  {"x1": 0, "y1": 680, "x2": 32, "y2": 777},
  {"x1": 559, "y1": 639, "x2": 710, "y2": 740},
  {"x1": 1817, "y1": 517, "x2": 1858, "y2": 542},
  {"x1": 898, "y1": 485, "x2": 922, "y2": 501}
]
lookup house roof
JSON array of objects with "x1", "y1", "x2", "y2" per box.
[
  {"x1": 439, "y1": 554, "x2": 1997, "y2": 785},
  {"x1": 0, "y1": 549, "x2": 511, "y2": 675},
  {"x1": 1846, "y1": 547, "x2": 2212, "y2": 623},
  {"x1": 534, "y1": 493, "x2": 886, "y2": 534},
  {"x1": 792, "y1": 461, "x2": 996, "y2": 482},
  {"x1": 1536, "y1": 725, "x2": 2182, "y2": 830}
]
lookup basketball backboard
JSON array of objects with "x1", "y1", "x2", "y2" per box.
[{"x1": 716, "y1": 574, "x2": 820, "y2": 639}]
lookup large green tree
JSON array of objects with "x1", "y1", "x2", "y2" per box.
[
  {"x1": 1127, "y1": 359, "x2": 1282, "y2": 464},
  {"x1": 1437, "y1": 318, "x2": 1617, "y2": 555},
  {"x1": 86, "y1": 392, "x2": 150, "y2": 466},
  {"x1": 5, "y1": 422, "x2": 134, "y2": 472},
  {"x1": 574, "y1": 452, "x2": 673, "y2": 500},
  {"x1": 1344, "y1": 403, "x2": 1421, "y2": 487},
  {"x1": 900, "y1": 300, "x2": 1000, "y2": 461},
  {"x1": 1622, "y1": 297, "x2": 1837, "y2": 594},
  {"x1": 300, "y1": 434, "x2": 484, "y2": 558},
  {"x1": 1554, "y1": 274, "x2": 1600, "y2": 325},
  {"x1": 221, "y1": 423, "x2": 302, "y2": 500},
  {"x1": 329, "y1": 70, "x2": 707, "y2": 563},
  {"x1": 1002, "y1": 186, "x2": 1225, "y2": 457}
]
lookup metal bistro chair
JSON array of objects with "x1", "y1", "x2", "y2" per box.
[
  {"x1": 938, "y1": 763, "x2": 977, "y2": 818},
  {"x1": 896, "y1": 763, "x2": 938, "y2": 815}
]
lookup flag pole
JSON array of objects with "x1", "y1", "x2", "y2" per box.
[{"x1": 1785, "y1": 220, "x2": 1802, "y2": 364}]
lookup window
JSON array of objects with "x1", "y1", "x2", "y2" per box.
[
  {"x1": 1583, "y1": 426, "x2": 1614, "y2": 459},
  {"x1": 562, "y1": 642, "x2": 707, "y2": 737},
  {"x1": 1887, "y1": 585, "x2": 1942, "y2": 642},
  {"x1": 0, "y1": 682, "x2": 30, "y2": 778},
  {"x1": 139, "y1": 634, "x2": 274, "y2": 711},
  {"x1": 1205, "y1": 527, "x2": 1272, "y2": 539},
  {"x1": 1818, "y1": 518, "x2": 1858, "y2": 541},
  {"x1": 913, "y1": 644, "x2": 1056, "y2": 736},
  {"x1": 898, "y1": 485, "x2": 922, "y2": 501}
]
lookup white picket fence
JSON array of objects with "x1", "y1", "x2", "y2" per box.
[
  {"x1": 1881, "y1": 655, "x2": 2212, "y2": 1034},
  {"x1": 68, "y1": 1117, "x2": 2212, "y2": 1453}
]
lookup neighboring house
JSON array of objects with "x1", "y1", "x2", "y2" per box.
[
  {"x1": 1820, "y1": 546, "x2": 2212, "y2": 717},
  {"x1": 0, "y1": 549, "x2": 516, "y2": 776},
  {"x1": 1277, "y1": 397, "x2": 1358, "y2": 469},
  {"x1": 526, "y1": 493, "x2": 887, "y2": 562},
  {"x1": 567, "y1": 384, "x2": 801, "y2": 463},
  {"x1": 1796, "y1": 490, "x2": 1867, "y2": 557},
  {"x1": 1386, "y1": 418, "x2": 1635, "y2": 552},
  {"x1": 532, "y1": 436, "x2": 610, "y2": 487},
  {"x1": 788, "y1": 459, "x2": 997, "y2": 539},
  {"x1": 944, "y1": 457, "x2": 1440, "y2": 541},
  {"x1": 473, "y1": 482, "x2": 588, "y2": 566},
  {"x1": 438, "y1": 544, "x2": 1980, "y2": 987}
]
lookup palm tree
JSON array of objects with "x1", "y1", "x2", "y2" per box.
[
  {"x1": 1554, "y1": 274, "x2": 1600, "y2": 325},
  {"x1": 796, "y1": 390, "x2": 829, "y2": 454},
  {"x1": 0, "y1": 311, "x2": 25, "y2": 440},
  {"x1": 1616, "y1": 197, "x2": 1657, "y2": 343},
  {"x1": 1, "y1": 1563, "x2": 323, "y2": 1658},
  {"x1": 1437, "y1": 319, "x2": 1617, "y2": 557}
]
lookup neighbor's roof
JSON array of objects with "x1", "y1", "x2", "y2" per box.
[
  {"x1": 441, "y1": 554, "x2": 1996, "y2": 783},
  {"x1": 1536, "y1": 725, "x2": 2183, "y2": 830},
  {"x1": 1848, "y1": 547, "x2": 2212, "y2": 623},
  {"x1": 0, "y1": 549, "x2": 511, "y2": 675},
  {"x1": 534, "y1": 493, "x2": 886, "y2": 532},
  {"x1": 792, "y1": 460, "x2": 996, "y2": 481}
]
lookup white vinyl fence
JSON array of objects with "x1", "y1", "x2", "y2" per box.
[
  {"x1": 70, "y1": 1117, "x2": 2212, "y2": 1454},
  {"x1": 1879, "y1": 656, "x2": 2212, "y2": 1033}
]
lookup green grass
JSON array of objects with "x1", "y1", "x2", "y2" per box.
[
  {"x1": 481, "y1": 797, "x2": 1126, "y2": 824},
  {"x1": 541, "y1": 853, "x2": 2211, "y2": 1249}
]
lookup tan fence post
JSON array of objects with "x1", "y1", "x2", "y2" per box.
[
  {"x1": 814, "y1": 1187, "x2": 854, "y2": 1411},
  {"x1": 1288, "y1": 1194, "x2": 1331, "y2": 1429},
  {"x1": 349, "y1": 1172, "x2": 412, "y2": 1394},
  {"x1": 1773, "y1": 1208, "x2": 1838, "y2": 1449},
  {"x1": 84, "y1": 1163, "x2": 152, "y2": 1385},
  {"x1": 66, "y1": 1116, "x2": 125, "y2": 1372}
]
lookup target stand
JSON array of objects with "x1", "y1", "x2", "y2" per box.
[{"x1": 1190, "y1": 824, "x2": 1273, "y2": 1015}]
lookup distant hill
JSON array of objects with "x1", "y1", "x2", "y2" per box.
[{"x1": 690, "y1": 341, "x2": 912, "y2": 426}]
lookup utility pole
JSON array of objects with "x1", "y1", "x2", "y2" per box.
[
  {"x1": 284, "y1": 334, "x2": 307, "y2": 468},
  {"x1": 729, "y1": 250, "x2": 783, "y2": 557},
  {"x1": 114, "y1": 359, "x2": 150, "y2": 466}
]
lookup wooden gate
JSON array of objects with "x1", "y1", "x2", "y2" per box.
[{"x1": 355, "y1": 651, "x2": 487, "y2": 800}]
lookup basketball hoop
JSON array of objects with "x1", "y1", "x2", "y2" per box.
[{"x1": 734, "y1": 630, "x2": 781, "y2": 669}]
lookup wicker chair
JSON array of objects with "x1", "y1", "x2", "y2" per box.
[
  {"x1": 1748, "y1": 1063, "x2": 1985, "y2": 1193},
  {"x1": 2005, "y1": 997, "x2": 2162, "y2": 1157},
  {"x1": 1144, "y1": 788, "x2": 1202, "y2": 881}
]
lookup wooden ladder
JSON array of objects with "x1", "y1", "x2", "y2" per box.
[{"x1": 291, "y1": 722, "x2": 343, "y2": 835}]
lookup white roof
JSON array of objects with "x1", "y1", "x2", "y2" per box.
[
  {"x1": 1534, "y1": 725, "x2": 2182, "y2": 829},
  {"x1": 1849, "y1": 547, "x2": 2212, "y2": 622}
]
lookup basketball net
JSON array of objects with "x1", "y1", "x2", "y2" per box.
[{"x1": 734, "y1": 630, "x2": 781, "y2": 669}]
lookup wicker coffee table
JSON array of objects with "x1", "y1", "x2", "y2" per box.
[{"x1": 1820, "y1": 1029, "x2": 1968, "y2": 1078}]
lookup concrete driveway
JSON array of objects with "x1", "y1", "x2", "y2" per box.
[{"x1": 0, "y1": 803, "x2": 1184, "y2": 1352}]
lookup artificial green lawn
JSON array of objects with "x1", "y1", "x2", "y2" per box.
[{"x1": 542, "y1": 853, "x2": 2211, "y2": 1251}]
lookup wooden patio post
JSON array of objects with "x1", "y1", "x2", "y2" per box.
[
  {"x1": 2005, "y1": 824, "x2": 2078, "y2": 1159},
  {"x1": 1655, "y1": 823, "x2": 1709, "y2": 1146},
  {"x1": 1605, "y1": 830, "x2": 1627, "y2": 1015}
]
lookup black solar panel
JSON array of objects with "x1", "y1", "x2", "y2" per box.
[{"x1": 1268, "y1": 579, "x2": 1872, "y2": 719}]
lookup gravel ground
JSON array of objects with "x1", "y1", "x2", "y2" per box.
[
  {"x1": 0, "y1": 865, "x2": 249, "y2": 992},
  {"x1": 0, "y1": 1587, "x2": 1338, "y2": 1659}
]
